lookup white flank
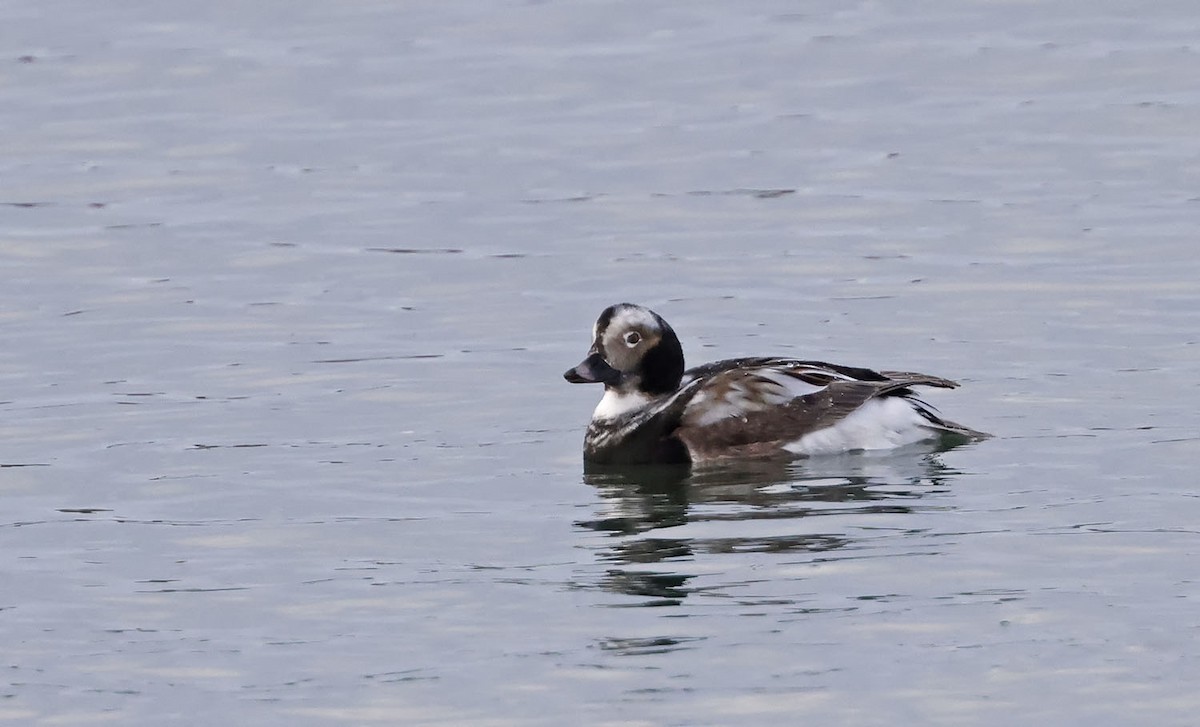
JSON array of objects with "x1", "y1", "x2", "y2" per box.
[
  {"x1": 593, "y1": 389, "x2": 653, "y2": 420},
  {"x1": 784, "y1": 397, "x2": 937, "y2": 456}
]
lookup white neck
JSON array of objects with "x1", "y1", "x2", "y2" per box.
[{"x1": 592, "y1": 389, "x2": 653, "y2": 420}]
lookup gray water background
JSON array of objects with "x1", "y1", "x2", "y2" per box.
[{"x1": 2, "y1": 1, "x2": 1199, "y2": 724}]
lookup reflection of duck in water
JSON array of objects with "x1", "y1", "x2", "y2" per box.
[
  {"x1": 565, "y1": 303, "x2": 988, "y2": 465},
  {"x1": 579, "y1": 453, "x2": 959, "y2": 605}
]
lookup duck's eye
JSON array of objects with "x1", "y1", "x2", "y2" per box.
[{"x1": 623, "y1": 331, "x2": 642, "y2": 347}]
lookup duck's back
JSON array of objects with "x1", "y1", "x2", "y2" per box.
[{"x1": 674, "y1": 359, "x2": 982, "y2": 461}]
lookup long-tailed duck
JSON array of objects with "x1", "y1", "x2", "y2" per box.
[{"x1": 564, "y1": 303, "x2": 987, "y2": 465}]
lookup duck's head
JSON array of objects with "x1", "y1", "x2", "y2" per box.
[{"x1": 563, "y1": 303, "x2": 684, "y2": 395}]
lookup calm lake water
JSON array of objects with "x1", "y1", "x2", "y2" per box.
[{"x1": 3, "y1": 1, "x2": 1199, "y2": 724}]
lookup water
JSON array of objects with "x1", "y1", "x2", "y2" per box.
[{"x1": 3, "y1": 1, "x2": 1199, "y2": 724}]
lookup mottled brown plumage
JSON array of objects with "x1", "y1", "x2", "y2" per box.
[{"x1": 677, "y1": 370, "x2": 979, "y2": 461}]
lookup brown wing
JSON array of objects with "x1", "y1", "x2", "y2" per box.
[
  {"x1": 675, "y1": 367, "x2": 964, "y2": 460},
  {"x1": 876, "y1": 370, "x2": 960, "y2": 390}
]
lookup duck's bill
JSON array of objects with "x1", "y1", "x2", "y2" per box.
[{"x1": 563, "y1": 352, "x2": 620, "y2": 384}]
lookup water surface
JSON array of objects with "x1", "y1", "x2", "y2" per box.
[{"x1": 2, "y1": 1, "x2": 1199, "y2": 724}]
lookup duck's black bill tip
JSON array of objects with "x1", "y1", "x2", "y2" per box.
[{"x1": 563, "y1": 353, "x2": 619, "y2": 384}]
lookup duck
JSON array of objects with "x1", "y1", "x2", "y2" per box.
[{"x1": 564, "y1": 303, "x2": 987, "y2": 465}]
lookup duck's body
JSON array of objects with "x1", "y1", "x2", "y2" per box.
[{"x1": 564, "y1": 304, "x2": 986, "y2": 465}]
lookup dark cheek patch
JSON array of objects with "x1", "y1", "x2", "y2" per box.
[{"x1": 640, "y1": 337, "x2": 684, "y2": 394}]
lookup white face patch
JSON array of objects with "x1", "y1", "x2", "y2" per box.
[
  {"x1": 598, "y1": 305, "x2": 666, "y2": 372},
  {"x1": 608, "y1": 306, "x2": 660, "y2": 336},
  {"x1": 592, "y1": 389, "x2": 653, "y2": 420}
]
